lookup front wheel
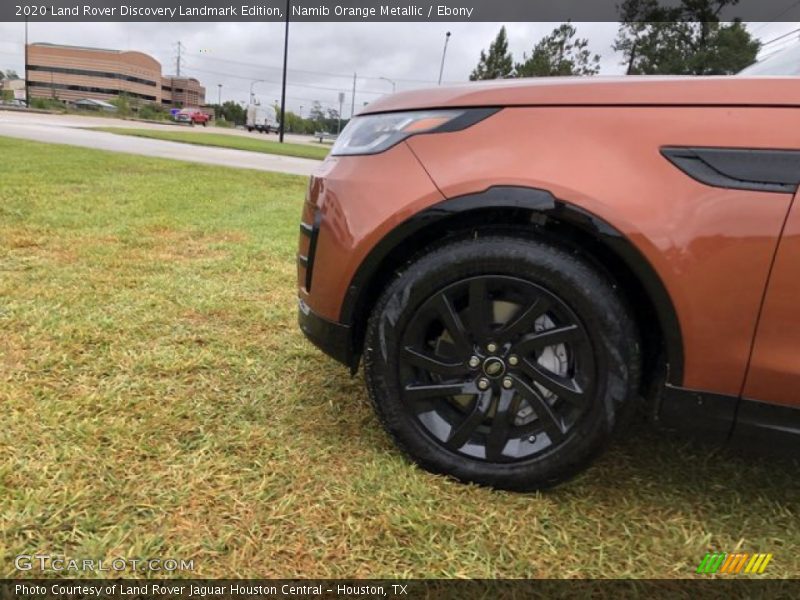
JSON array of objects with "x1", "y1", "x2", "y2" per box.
[{"x1": 364, "y1": 235, "x2": 640, "y2": 491}]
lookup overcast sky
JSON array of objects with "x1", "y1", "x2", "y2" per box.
[{"x1": 0, "y1": 21, "x2": 798, "y2": 116}]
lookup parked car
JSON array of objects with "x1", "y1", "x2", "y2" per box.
[
  {"x1": 174, "y1": 108, "x2": 210, "y2": 126},
  {"x1": 246, "y1": 104, "x2": 278, "y2": 133},
  {"x1": 297, "y1": 67, "x2": 800, "y2": 491}
]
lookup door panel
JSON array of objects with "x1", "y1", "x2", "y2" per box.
[{"x1": 742, "y1": 193, "x2": 800, "y2": 408}]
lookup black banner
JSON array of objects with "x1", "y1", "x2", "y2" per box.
[
  {"x1": 4, "y1": 0, "x2": 800, "y2": 22},
  {"x1": 2, "y1": 580, "x2": 800, "y2": 600}
]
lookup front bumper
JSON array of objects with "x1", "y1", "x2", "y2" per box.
[{"x1": 298, "y1": 298, "x2": 354, "y2": 368}]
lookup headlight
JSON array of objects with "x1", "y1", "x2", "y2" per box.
[{"x1": 331, "y1": 108, "x2": 499, "y2": 156}]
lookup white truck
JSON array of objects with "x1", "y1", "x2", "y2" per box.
[{"x1": 246, "y1": 104, "x2": 278, "y2": 134}]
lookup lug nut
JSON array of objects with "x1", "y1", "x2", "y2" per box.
[
  {"x1": 528, "y1": 435, "x2": 537, "y2": 444},
  {"x1": 508, "y1": 355, "x2": 519, "y2": 366},
  {"x1": 468, "y1": 356, "x2": 480, "y2": 368},
  {"x1": 502, "y1": 377, "x2": 513, "y2": 389},
  {"x1": 487, "y1": 342, "x2": 498, "y2": 353},
  {"x1": 477, "y1": 378, "x2": 490, "y2": 391}
]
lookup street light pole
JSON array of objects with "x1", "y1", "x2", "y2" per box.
[
  {"x1": 350, "y1": 72, "x2": 356, "y2": 118},
  {"x1": 217, "y1": 84, "x2": 222, "y2": 106},
  {"x1": 337, "y1": 92, "x2": 344, "y2": 134},
  {"x1": 438, "y1": 31, "x2": 451, "y2": 86},
  {"x1": 279, "y1": 0, "x2": 290, "y2": 143},
  {"x1": 249, "y1": 79, "x2": 264, "y2": 104},
  {"x1": 379, "y1": 77, "x2": 396, "y2": 93}
]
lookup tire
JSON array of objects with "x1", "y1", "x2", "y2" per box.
[{"x1": 363, "y1": 235, "x2": 640, "y2": 491}]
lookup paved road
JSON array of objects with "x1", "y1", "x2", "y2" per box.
[{"x1": 0, "y1": 110, "x2": 322, "y2": 176}]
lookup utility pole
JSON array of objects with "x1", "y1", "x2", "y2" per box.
[
  {"x1": 350, "y1": 72, "x2": 357, "y2": 118},
  {"x1": 217, "y1": 84, "x2": 222, "y2": 106},
  {"x1": 279, "y1": 0, "x2": 290, "y2": 143},
  {"x1": 24, "y1": 16, "x2": 28, "y2": 106},
  {"x1": 176, "y1": 41, "x2": 183, "y2": 77},
  {"x1": 438, "y1": 31, "x2": 451, "y2": 85}
]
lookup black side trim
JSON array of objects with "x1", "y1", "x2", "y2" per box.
[
  {"x1": 655, "y1": 386, "x2": 800, "y2": 453},
  {"x1": 731, "y1": 398, "x2": 800, "y2": 453},
  {"x1": 661, "y1": 147, "x2": 800, "y2": 193},
  {"x1": 298, "y1": 299, "x2": 353, "y2": 366},
  {"x1": 341, "y1": 186, "x2": 685, "y2": 385},
  {"x1": 432, "y1": 107, "x2": 501, "y2": 133},
  {"x1": 655, "y1": 384, "x2": 737, "y2": 444}
]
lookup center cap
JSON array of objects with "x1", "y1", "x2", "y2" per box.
[{"x1": 482, "y1": 357, "x2": 506, "y2": 379}]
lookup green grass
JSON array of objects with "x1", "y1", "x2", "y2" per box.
[
  {"x1": 92, "y1": 127, "x2": 330, "y2": 161},
  {"x1": 1, "y1": 137, "x2": 798, "y2": 579}
]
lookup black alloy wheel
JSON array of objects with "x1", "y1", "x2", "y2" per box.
[{"x1": 364, "y1": 235, "x2": 640, "y2": 491}]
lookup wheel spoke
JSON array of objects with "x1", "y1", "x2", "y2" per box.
[
  {"x1": 485, "y1": 388, "x2": 520, "y2": 461},
  {"x1": 519, "y1": 358, "x2": 585, "y2": 406},
  {"x1": 446, "y1": 390, "x2": 493, "y2": 450},
  {"x1": 494, "y1": 298, "x2": 550, "y2": 345},
  {"x1": 433, "y1": 293, "x2": 471, "y2": 350},
  {"x1": 511, "y1": 376, "x2": 567, "y2": 442},
  {"x1": 467, "y1": 278, "x2": 491, "y2": 342},
  {"x1": 401, "y1": 346, "x2": 469, "y2": 377},
  {"x1": 399, "y1": 273, "x2": 597, "y2": 463},
  {"x1": 403, "y1": 381, "x2": 473, "y2": 403},
  {"x1": 514, "y1": 324, "x2": 582, "y2": 354}
]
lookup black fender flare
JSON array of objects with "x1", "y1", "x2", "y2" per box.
[{"x1": 341, "y1": 186, "x2": 684, "y2": 386}]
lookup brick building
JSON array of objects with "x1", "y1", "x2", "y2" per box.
[{"x1": 26, "y1": 43, "x2": 205, "y2": 108}]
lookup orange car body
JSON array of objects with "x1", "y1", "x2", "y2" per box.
[{"x1": 298, "y1": 76, "x2": 800, "y2": 448}]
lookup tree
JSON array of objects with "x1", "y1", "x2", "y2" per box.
[
  {"x1": 5, "y1": 69, "x2": 19, "y2": 80},
  {"x1": 110, "y1": 94, "x2": 131, "y2": 116},
  {"x1": 282, "y1": 110, "x2": 311, "y2": 134},
  {"x1": 308, "y1": 101, "x2": 326, "y2": 128},
  {"x1": 515, "y1": 23, "x2": 600, "y2": 77},
  {"x1": 0, "y1": 70, "x2": 5, "y2": 81},
  {"x1": 470, "y1": 26, "x2": 514, "y2": 80},
  {"x1": 218, "y1": 100, "x2": 246, "y2": 125},
  {"x1": 614, "y1": 0, "x2": 760, "y2": 75}
]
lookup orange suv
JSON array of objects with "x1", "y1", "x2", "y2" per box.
[{"x1": 297, "y1": 73, "x2": 800, "y2": 490}]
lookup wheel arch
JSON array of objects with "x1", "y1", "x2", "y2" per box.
[{"x1": 341, "y1": 186, "x2": 684, "y2": 390}]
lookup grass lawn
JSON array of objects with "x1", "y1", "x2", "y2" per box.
[
  {"x1": 1, "y1": 137, "x2": 798, "y2": 579},
  {"x1": 91, "y1": 127, "x2": 331, "y2": 161}
]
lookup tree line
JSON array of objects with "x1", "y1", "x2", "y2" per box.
[
  {"x1": 211, "y1": 100, "x2": 348, "y2": 134},
  {"x1": 470, "y1": 0, "x2": 761, "y2": 80}
]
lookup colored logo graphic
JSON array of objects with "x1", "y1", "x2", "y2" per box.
[{"x1": 696, "y1": 552, "x2": 772, "y2": 575}]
